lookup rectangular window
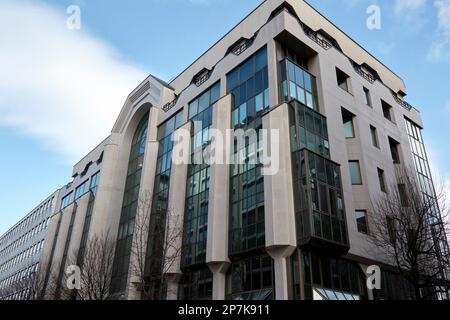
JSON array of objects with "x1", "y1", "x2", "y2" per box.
[
  {"x1": 189, "y1": 82, "x2": 221, "y2": 120},
  {"x1": 61, "y1": 192, "x2": 73, "y2": 209},
  {"x1": 356, "y1": 210, "x2": 368, "y2": 234},
  {"x1": 90, "y1": 171, "x2": 100, "y2": 196},
  {"x1": 370, "y1": 125, "x2": 379, "y2": 148},
  {"x1": 377, "y1": 168, "x2": 387, "y2": 193},
  {"x1": 75, "y1": 180, "x2": 89, "y2": 200},
  {"x1": 386, "y1": 216, "x2": 396, "y2": 244},
  {"x1": 342, "y1": 108, "x2": 355, "y2": 139},
  {"x1": 381, "y1": 100, "x2": 393, "y2": 121},
  {"x1": 388, "y1": 137, "x2": 401, "y2": 164},
  {"x1": 364, "y1": 87, "x2": 372, "y2": 106},
  {"x1": 398, "y1": 184, "x2": 408, "y2": 207},
  {"x1": 349, "y1": 161, "x2": 362, "y2": 185},
  {"x1": 336, "y1": 68, "x2": 350, "y2": 92}
]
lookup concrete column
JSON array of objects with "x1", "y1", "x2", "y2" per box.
[
  {"x1": 262, "y1": 103, "x2": 297, "y2": 249},
  {"x1": 66, "y1": 192, "x2": 90, "y2": 265},
  {"x1": 87, "y1": 133, "x2": 126, "y2": 242},
  {"x1": 267, "y1": 39, "x2": 279, "y2": 108},
  {"x1": 206, "y1": 95, "x2": 232, "y2": 300},
  {"x1": 267, "y1": 245, "x2": 296, "y2": 300},
  {"x1": 262, "y1": 103, "x2": 297, "y2": 300},
  {"x1": 46, "y1": 204, "x2": 75, "y2": 297},
  {"x1": 166, "y1": 273, "x2": 182, "y2": 300},
  {"x1": 208, "y1": 262, "x2": 230, "y2": 300}
]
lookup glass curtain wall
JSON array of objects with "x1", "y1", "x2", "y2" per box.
[
  {"x1": 227, "y1": 46, "x2": 274, "y2": 300},
  {"x1": 180, "y1": 82, "x2": 220, "y2": 299},
  {"x1": 144, "y1": 110, "x2": 184, "y2": 298},
  {"x1": 111, "y1": 113, "x2": 149, "y2": 295}
]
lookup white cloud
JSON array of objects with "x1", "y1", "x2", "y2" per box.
[
  {"x1": 394, "y1": 0, "x2": 427, "y2": 12},
  {"x1": 435, "y1": 0, "x2": 450, "y2": 32},
  {"x1": 428, "y1": 0, "x2": 450, "y2": 60},
  {"x1": 0, "y1": 0, "x2": 147, "y2": 162}
]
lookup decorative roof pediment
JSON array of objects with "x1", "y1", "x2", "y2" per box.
[{"x1": 112, "y1": 74, "x2": 176, "y2": 134}]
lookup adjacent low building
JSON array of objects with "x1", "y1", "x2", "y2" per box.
[
  {"x1": 0, "y1": 190, "x2": 60, "y2": 300},
  {"x1": 1, "y1": 0, "x2": 448, "y2": 300}
]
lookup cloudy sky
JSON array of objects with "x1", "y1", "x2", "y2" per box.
[{"x1": 0, "y1": 0, "x2": 449, "y2": 234}]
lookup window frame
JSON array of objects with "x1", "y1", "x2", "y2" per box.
[
  {"x1": 381, "y1": 100, "x2": 394, "y2": 122},
  {"x1": 370, "y1": 125, "x2": 379, "y2": 148},
  {"x1": 342, "y1": 108, "x2": 355, "y2": 139},
  {"x1": 363, "y1": 87, "x2": 372, "y2": 107},
  {"x1": 355, "y1": 210, "x2": 369, "y2": 234},
  {"x1": 348, "y1": 161, "x2": 363, "y2": 185},
  {"x1": 336, "y1": 68, "x2": 350, "y2": 93},
  {"x1": 377, "y1": 168, "x2": 387, "y2": 193}
]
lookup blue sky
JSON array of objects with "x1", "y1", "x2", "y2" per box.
[{"x1": 0, "y1": 0, "x2": 449, "y2": 235}]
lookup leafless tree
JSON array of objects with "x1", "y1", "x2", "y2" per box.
[
  {"x1": 130, "y1": 191, "x2": 184, "y2": 300},
  {"x1": 64, "y1": 233, "x2": 115, "y2": 300},
  {"x1": 369, "y1": 167, "x2": 450, "y2": 300},
  {"x1": 29, "y1": 268, "x2": 59, "y2": 300}
]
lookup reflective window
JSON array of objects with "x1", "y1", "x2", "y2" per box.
[
  {"x1": 280, "y1": 59, "x2": 318, "y2": 111},
  {"x1": 180, "y1": 268, "x2": 212, "y2": 300},
  {"x1": 75, "y1": 180, "x2": 89, "y2": 200},
  {"x1": 111, "y1": 113, "x2": 149, "y2": 294},
  {"x1": 289, "y1": 101, "x2": 329, "y2": 158},
  {"x1": 227, "y1": 48, "x2": 268, "y2": 255},
  {"x1": 370, "y1": 125, "x2": 379, "y2": 148},
  {"x1": 183, "y1": 83, "x2": 218, "y2": 267},
  {"x1": 341, "y1": 108, "x2": 355, "y2": 139},
  {"x1": 355, "y1": 210, "x2": 368, "y2": 234},
  {"x1": 228, "y1": 255, "x2": 273, "y2": 300},
  {"x1": 144, "y1": 109, "x2": 184, "y2": 295},
  {"x1": 229, "y1": 47, "x2": 269, "y2": 128},
  {"x1": 349, "y1": 161, "x2": 362, "y2": 185},
  {"x1": 61, "y1": 192, "x2": 73, "y2": 209},
  {"x1": 90, "y1": 171, "x2": 100, "y2": 196},
  {"x1": 292, "y1": 250, "x2": 367, "y2": 300},
  {"x1": 363, "y1": 87, "x2": 372, "y2": 106}
]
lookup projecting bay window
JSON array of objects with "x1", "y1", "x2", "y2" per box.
[
  {"x1": 280, "y1": 59, "x2": 318, "y2": 111},
  {"x1": 289, "y1": 101, "x2": 329, "y2": 158},
  {"x1": 292, "y1": 149, "x2": 349, "y2": 251},
  {"x1": 288, "y1": 96, "x2": 348, "y2": 252}
]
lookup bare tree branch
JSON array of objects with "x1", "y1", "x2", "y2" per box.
[{"x1": 369, "y1": 166, "x2": 450, "y2": 300}]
